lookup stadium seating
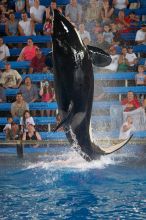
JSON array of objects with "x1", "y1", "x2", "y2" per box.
[{"x1": 3, "y1": 35, "x2": 52, "y2": 44}]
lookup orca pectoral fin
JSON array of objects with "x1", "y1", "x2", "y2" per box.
[
  {"x1": 53, "y1": 101, "x2": 74, "y2": 132},
  {"x1": 97, "y1": 135, "x2": 133, "y2": 155},
  {"x1": 87, "y1": 45, "x2": 112, "y2": 67}
]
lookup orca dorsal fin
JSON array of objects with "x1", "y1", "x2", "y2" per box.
[
  {"x1": 53, "y1": 101, "x2": 74, "y2": 132},
  {"x1": 87, "y1": 45, "x2": 112, "y2": 67}
]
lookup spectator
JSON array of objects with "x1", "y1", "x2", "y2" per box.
[
  {"x1": 46, "y1": 0, "x2": 57, "y2": 20},
  {"x1": 135, "y1": 24, "x2": 146, "y2": 45},
  {"x1": 99, "y1": 46, "x2": 120, "y2": 72},
  {"x1": 17, "y1": 38, "x2": 38, "y2": 61},
  {"x1": 0, "y1": 38, "x2": 10, "y2": 61},
  {"x1": 39, "y1": 80, "x2": 55, "y2": 116},
  {"x1": 15, "y1": 0, "x2": 25, "y2": 13},
  {"x1": 101, "y1": 0, "x2": 114, "y2": 25},
  {"x1": 22, "y1": 123, "x2": 42, "y2": 140},
  {"x1": 43, "y1": 18, "x2": 52, "y2": 36},
  {"x1": 29, "y1": 48, "x2": 48, "y2": 73},
  {"x1": 135, "y1": 65, "x2": 146, "y2": 86},
  {"x1": 5, "y1": 13, "x2": 18, "y2": 36},
  {"x1": 3, "y1": 116, "x2": 13, "y2": 136},
  {"x1": 125, "y1": 46, "x2": 138, "y2": 71},
  {"x1": 0, "y1": 4, "x2": 8, "y2": 24},
  {"x1": 6, "y1": 122, "x2": 20, "y2": 140},
  {"x1": 20, "y1": 110, "x2": 35, "y2": 132},
  {"x1": 19, "y1": 77, "x2": 38, "y2": 103},
  {"x1": 26, "y1": 0, "x2": 34, "y2": 12},
  {"x1": 18, "y1": 12, "x2": 36, "y2": 36},
  {"x1": 119, "y1": 116, "x2": 135, "y2": 139},
  {"x1": 0, "y1": 84, "x2": 6, "y2": 102},
  {"x1": 0, "y1": 63, "x2": 22, "y2": 88},
  {"x1": 103, "y1": 24, "x2": 114, "y2": 44},
  {"x1": 115, "y1": 10, "x2": 131, "y2": 34},
  {"x1": 95, "y1": 33, "x2": 110, "y2": 52},
  {"x1": 65, "y1": 0, "x2": 82, "y2": 25},
  {"x1": 117, "y1": 47, "x2": 128, "y2": 72},
  {"x1": 78, "y1": 23, "x2": 91, "y2": 42},
  {"x1": 11, "y1": 93, "x2": 29, "y2": 118},
  {"x1": 84, "y1": 0, "x2": 101, "y2": 26},
  {"x1": 121, "y1": 91, "x2": 140, "y2": 112},
  {"x1": 30, "y1": 0, "x2": 46, "y2": 24},
  {"x1": 83, "y1": 37, "x2": 90, "y2": 46},
  {"x1": 112, "y1": 0, "x2": 129, "y2": 10}
]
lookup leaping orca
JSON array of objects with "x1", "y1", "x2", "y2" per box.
[{"x1": 52, "y1": 9, "x2": 132, "y2": 161}]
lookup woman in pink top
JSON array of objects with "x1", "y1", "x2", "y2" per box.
[
  {"x1": 18, "y1": 38, "x2": 38, "y2": 61},
  {"x1": 39, "y1": 80, "x2": 55, "y2": 116}
]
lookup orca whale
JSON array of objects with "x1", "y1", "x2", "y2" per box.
[{"x1": 52, "y1": 9, "x2": 132, "y2": 161}]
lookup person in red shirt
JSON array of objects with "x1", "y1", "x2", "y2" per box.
[
  {"x1": 115, "y1": 10, "x2": 131, "y2": 33},
  {"x1": 29, "y1": 47, "x2": 48, "y2": 73},
  {"x1": 121, "y1": 91, "x2": 141, "y2": 112}
]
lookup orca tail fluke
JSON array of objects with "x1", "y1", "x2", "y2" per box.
[{"x1": 90, "y1": 135, "x2": 133, "y2": 159}]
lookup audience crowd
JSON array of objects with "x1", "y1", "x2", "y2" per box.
[{"x1": 0, "y1": 0, "x2": 146, "y2": 140}]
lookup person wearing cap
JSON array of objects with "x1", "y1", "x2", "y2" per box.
[
  {"x1": 0, "y1": 37, "x2": 10, "y2": 61},
  {"x1": 0, "y1": 63, "x2": 22, "y2": 88},
  {"x1": 125, "y1": 46, "x2": 138, "y2": 71},
  {"x1": 22, "y1": 123, "x2": 42, "y2": 141},
  {"x1": 29, "y1": 47, "x2": 48, "y2": 73},
  {"x1": 135, "y1": 24, "x2": 146, "y2": 45}
]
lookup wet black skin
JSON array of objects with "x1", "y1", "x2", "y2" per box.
[{"x1": 52, "y1": 10, "x2": 112, "y2": 161}]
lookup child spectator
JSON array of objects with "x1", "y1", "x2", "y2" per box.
[
  {"x1": 0, "y1": 63, "x2": 22, "y2": 88},
  {"x1": 3, "y1": 116, "x2": 13, "y2": 136},
  {"x1": 103, "y1": 24, "x2": 114, "y2": 44},
  {"x1": 125, "y1": 46, "x2": 138, "y2": 71},
  {"x1": 0, "y1": 38, "x2": 10, "y2": 61},
  {"x1": 135, "y1": 65, "x2": 146, "y2": 86},
  {"x1": 22, "y1": 124, "x2": 41, "y2": 140},
  {"x1": 39, "y1": 80, "x2": 55, "y2": 117},
  {"x1": 135, "y1": 24, "x2": 146, "y2": 45},
  {"x1": 43, "y1": 18, "x2": 52, "y2": 36},
  {"x1": 121, "y1": 91, "x2": 141, "y2": 112},
  {"x1": 20, "y1": 110, "x2": 35, "y2": 133},
  {"x1": 11, "y1": 93, "x2": 29, "y2": 118},
  {"x1": 6, "y1": 122, "x2": 20, "y2": 140},
  {"x1": 119, "y1": 116, "x2": 135, "y2": 139}
]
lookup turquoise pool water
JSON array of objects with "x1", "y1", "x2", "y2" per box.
[{"x1": 0, "y1": 145, "x2": 146, "y2": 220}]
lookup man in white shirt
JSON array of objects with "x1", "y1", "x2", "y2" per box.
[
  {"x1": 0, "y1": 63, "x2": 22, "y2": 88},
  {"x1": 125, "y1": 46, "x2": 138, "y2": 71},
  {"x1": 0, "y1": 38, "x2": 10, "y2": 61},
  {"x1": 135, "y1": 24, "x2": 146, "y2": 45},
  {"x1": 30, "y1": 0, "x2": 46, "y2": 23},
  {"x1": 99, "y1": 46, "x2": 120, "y2": 72},
  {"x1": 18, "y1": 12, "x2": 36, "y2": 36}
]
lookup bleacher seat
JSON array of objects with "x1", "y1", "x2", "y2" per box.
[
  {"x1": 22, "y1": 73, "x2": 54, "y2": 81},
  {"x1": 3, "y1": 35, "x2": 52, "y2": 44},
  {"x1": 0, "y1": 61, "x2": 30, "y2": 69},
  {"x1": 0, "y1": 116, "x2": 56, "y2": 125},
  {"x1": 40, "y1": 0, "x2": 69, "y2": 6},
  {"x1": 103, "y1": 86, "x2": 146, "y2": 94}
]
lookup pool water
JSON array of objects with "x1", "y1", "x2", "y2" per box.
[{"x1": 0, "y1": 145, "x2": 146, "y2": 220}]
